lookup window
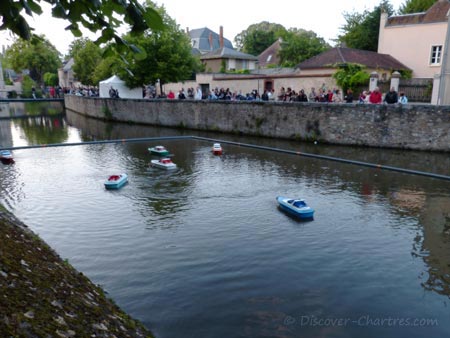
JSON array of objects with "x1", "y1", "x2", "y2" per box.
[{"x1": 430, "y1": 45, "x2": 442, "y2": 65}]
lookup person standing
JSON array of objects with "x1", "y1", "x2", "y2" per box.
[
  {"x1": 398, "y1": 92, "x2": 408, "y2": 104},
  {"x1": 195, "y1": 86, "x2": 202, "y2": 100},
  {"x1": 384, "y1": 86, "x2": 398, "y2": 104},
  {"x1": 344, "y1": 89, "x2": 354, "y2": 103},
  {"x1": 369, "y1": 87, "x2": 382, "y2": 104}
]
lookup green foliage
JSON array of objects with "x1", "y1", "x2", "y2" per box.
[
  {"x1": 71, "y1": 39, "x2": 103, "y2": 85},
  {"x1": 398, "y1": 69, "x2": 412, "y2": 79},
  {"x1": 4, "y1": 36, "x2": 61, "y2": 85},
  {"x1": 333, "y1": 63, "x2": 370, "y2": 92},
  {"x1": 399, "y1": 0, "x2": 436, "y2": 14},
  {"x1": 234, "y1": 21, "x2": 287, "y2": 55},
  {"x1": 43, "y1": 72, "x2": 58, "y2": 86},
  {"x1": 111, "y1": 1, "x2": 200, "y2": 88},
  {"x1": 21, "y1": 75, "x2": 40, "y2": 98},
  {"x1": 279, "y1": 28, "x2": 330, "y2": 67},
  {"x1": 0, "y1": 0, "x2": 163, "y2": 55},
  {"x1": 220, "y1": 60, "x2": 226, "y2": 73},
  {"x1": 4, "y1": 76, "x2": 13, "y2": 85},
  {"x1": 227, "y1": 69, "x2": 251, "y2": 74},
  {"x1": 338, "y1": 0, "x2": 394, "y2": 51},
  {"x1": 92, "y1": 57, "x2": 119, "y2": 85}
]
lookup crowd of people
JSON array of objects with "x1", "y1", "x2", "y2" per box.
[
  {"x1": 163, "y1": 84, "x2": 409, "y2": 105},
  {"x1": 55, "y1": 82, "x2": 409, "y2": 105}
]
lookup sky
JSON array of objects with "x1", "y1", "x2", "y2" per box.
[{"x1": 0, "y1": 0, "x2": 407, "y2": 56}]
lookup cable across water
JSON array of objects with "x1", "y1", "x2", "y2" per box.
[{"x1": 1, "y1": 135, "x2": 449, "y2": 181}]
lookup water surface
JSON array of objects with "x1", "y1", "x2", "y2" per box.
[{"x1": 0, "y1": 109, "x2": 449, "y2": 338}]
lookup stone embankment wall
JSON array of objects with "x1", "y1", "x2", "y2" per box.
[
  {"x1": 0, "y1": 206, "x2": 154, "y2": 337},
  {"x1": 65, "y1": 95, "x2": 450, "y2": 152}
]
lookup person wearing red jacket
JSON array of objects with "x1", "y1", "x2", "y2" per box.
[{"x1": 369, "y1": 87, "x2": 382, "y2": 104}]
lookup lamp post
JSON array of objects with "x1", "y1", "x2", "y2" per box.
[{"x1": 256, "y1": 61, "x2": 260, "y2": 97}]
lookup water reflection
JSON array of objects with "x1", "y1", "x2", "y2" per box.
[{"x1": 12, "y1": 116, "x2": 68, "y2": 145}]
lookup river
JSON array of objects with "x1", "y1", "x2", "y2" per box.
[{"x1": 0, "y1": 102, "x2": 449, "y2": 338}]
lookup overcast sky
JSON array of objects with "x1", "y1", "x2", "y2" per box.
[{"x1": 1, "y1": 0, "x2": 406, "y2": 56}]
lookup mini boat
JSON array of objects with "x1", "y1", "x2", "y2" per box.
[
  {"x1": 0, "y1": 150, "x2": 14, "y2": 164},
  {"x1": 276, "y1": 196, "x2": 314, "y2": 219},
  {"x1": 212, "y1": 143, "x2": 223, "y2": 155},
  {"x1": 148, "y1": 145, "x2": 170, "y2": 156},
  {"x1": 151, "y1": 158, "x2": 177, "y2": 170},
  {"x1": 104, "y1": 173, "x2": 128, "y2": 189}
]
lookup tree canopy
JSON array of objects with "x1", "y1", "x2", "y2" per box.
[
  {"x1": 108, "y1": 1, "x2": 201, "y2": 88},
  {"x1": 234, "y1": 22, "x2": 287, "y2": 55},
  {"x1": 399, "y1": 0, "x2": 437, "y2": 14},
  {"x1": 337, "y1": 0, "x2": 394, "y2": 52},
  {"x1": 4, "y1": 36, "x2": 61, "y2": 85},
  {"x1": 0, "y1": 0, "x2": 164, "y2": 51},
  {"x1": 279, "y1": 29, "x2": 329, "y2": 67},
  {"x1": 71, "y1": 38, "x2": 103, "y2": 86}
]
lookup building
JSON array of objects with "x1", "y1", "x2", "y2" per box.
[
  {"x1": 257, "y1": 38, "x2": 282, "y2": 68},
  {"x1": 188, "y1": 26, "x2": 234, "y2": 55},
  {"x1": 296, "y1": 47, "x2": 410, "y2": 81},
  {"x1": 58, "y1": 58, "x2": 77, "y2": 88},
  {"x1": 378, "y1": 0, "x2": 450, "y2": 79},
  {"x1": 200, "y1": 47, "x2": 258, "y2": 73}
]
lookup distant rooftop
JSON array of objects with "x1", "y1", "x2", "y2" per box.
[{"x1": 188, "y1": 27, "x2": 233, "y2": 54}]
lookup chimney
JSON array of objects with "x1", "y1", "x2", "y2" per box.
[
  {"x1": 186, "y1": 27, "x2": 189, "y2": 34},
  {"x1": 219, "y1": 26, "x2": 224, "y2": 49},
  {"x1": 209, "y1": 32, "x2": 213, "y2": 50}
]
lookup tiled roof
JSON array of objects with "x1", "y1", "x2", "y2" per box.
[
  {"x1": 258, "y1": 39, "x2": 282, "y2": 67},
  {"x1": 386, "y1": 0, "x2": 450, "y2": 26},
  {"x1": 200, "y1": 47, "x2": 257, "y2": 60},
  {"x1": 189, "y1": 27, "x2": 233, "y2": 52},
  {"x1": 296, "y1": 47, "x2": 411, "y2": 71}
]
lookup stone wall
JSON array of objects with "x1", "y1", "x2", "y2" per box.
[{"x1": 65, "y1": 95, "x2": 450, "y2": 152}]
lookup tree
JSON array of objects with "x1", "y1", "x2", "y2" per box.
[
  {"x1": 112, "y1": 1, "x2": 201, "y2": 89},
  {"x1": 399, "y1": 0, "x2": 436, "y2": 14},
  {"x1": 4, "y1": 36, "x2": 61, "y2": 85},
  {"x1": 279, "y1": 29, "x2": 330, "y2": 67},
  {"x1": 338, "y1": 0, "x2": 394, "y2": 51},
  {"x1": 71, "y1": 39, "x2": 103, "y2": 85},
  {"x1": 92, "y1": 57, "x2": 120, "y2": 85},
  {"x1": 333, "y1": 63, "x2": 370, "y2": 93},
  {"x1": 43, "y1": 72, "x2": 59, "y2": 86},
  {"x1": 234, "y1": 22, "x2": 287, "y2": 55},
  {"x1": 0, "y1": 0, "x2": 163, "y2": 52}
]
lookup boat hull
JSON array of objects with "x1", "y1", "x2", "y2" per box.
[
  {"x1": 104, "y1": 174, "x2": 128, "y2": 189},
  {"x1": 276, "y1": 196, "x2": 314, "y2": 219},
  {"x1": 0, "y1": 151, "x2": 14, "y2": 164},
  {"x1": 151, "y1": 159, "x2": 177, "y2": 170},
  {"x1": 148, "y1": 147, "x2": 170, "y2": 156}
]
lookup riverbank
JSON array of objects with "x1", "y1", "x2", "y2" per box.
[{"x1": 0, "y1": 205, "x2": 154, "y2": 338}]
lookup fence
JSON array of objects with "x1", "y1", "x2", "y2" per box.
[{"x1": 355, "y1": 78, "x2": 432, "y2": 103}]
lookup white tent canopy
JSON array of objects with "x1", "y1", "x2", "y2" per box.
[{"x1": 99, "y1": 75, "x2": 142, "y2": 99}]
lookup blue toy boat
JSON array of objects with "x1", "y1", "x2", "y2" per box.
[
  {"x1": 104, "y1": 173, "x2": 128, "y2": 189},
  {"x1": 276, "y1": 196, "x2": 314, "y2": 219}
]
